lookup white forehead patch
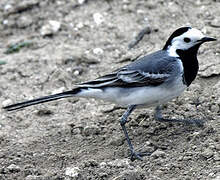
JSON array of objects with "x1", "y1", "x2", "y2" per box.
[{"x1": 168, "y1": 28, "x2": 205, "y2": 57}]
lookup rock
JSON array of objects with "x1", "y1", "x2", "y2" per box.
[
  {"x1": 4, "y1": 4, "x2": 13, "y2": 11},
  {"x1": 78, "y1": 0, "x2": 86, "y2": 4},
  {"x1": 7, "y1": 164, "x2": 21, "y2": 173},
  {"x1": 17, "y1": 15, "x2": 33, "y2": 28},
  {"x1": 2, "y1": 99, "x2": 13, "y2": 107},
  {"x1": 83, "y1": 125, "x2": 100, "y2": 136},
  {"x1": 201, "y1": 148, "x2": 214, "y2": 159},
  {"x1": 40, "y1": 20, "x2": 61, "y2": 36},
  {"x1": 209, "y1": 19, "x2": 220, "y2": 28},
  {"x1": 83, "y1": 159, "x2": 98, "y2": 167},
  {"x1": 106, "y1": 159, "x2": 130, "y2": 168},
  {"x1": 199, "y1": 63, "x2": 220, "y2": 78},
  {"x1": 213, "y1": 153, "x2": 220, "y2": 161},
  {"x1": 52, "y1": 87, "x2": 65, "y2": 94},
  {"x1": 65, "y1": 166, "x2": 80, "y2": 178},
  {"x1": 99, "y1": 162, "x2": 107, "y2": 168},
  {"x1": 151, "y1": 150, "x2": 166, "y2": 159},
  {"x1": 93, "y1": 48, "x2": 104, "y2": 55},
  {"x1": 5, "y1": 0, "x2": 39, "y2": 15},
  {"x1": 108, "y1": 136, "x2": 124, "y2": 146},
  {"x1": 211, "y1": 175, "x2": 220, "y2": 180},
  {"x1": 113, "y1": 169, "x2": 144, "y2": 180},
  {"x1": 25, "y1": 175, "x2": 43, "y2": 180},
  {"x1": 93, "y1": 13, "x2": 104, "y2": 25}
]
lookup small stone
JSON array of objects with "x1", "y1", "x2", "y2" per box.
[
  {"x1": 66, "y1": 67, "x2": 72, "y2": 72},
  {"x1": 201, "y1": 148, "x2": 214, "y2": 159},
  {"x1": 107, "y1": 159, "x2": 130, "y2": 168},
  {"x1": 151, "y1": 150, "x2": 166, "y2": 159},
  {"x1": 93, "y1": 13, "x2": 104, "y2": 25},
  {"x1": 52, "y1": 87, "x2": 65, "y2": 94},
  {"x1": 7, "y1": 164, "x2": 21, "y2": 173},
  {"x1": 93, "y1": 48, "x2": 104, "y2": 55},
  {"x1": 213, "y1": 154, "x2": 220, "y2": 161},
  {"x1": 78, "y1": 0, "x2": 86, "y2": 4},
  {"x1": 2, "y1": 99, "x2": 13, "y2": 107},
  {"x1": 83, "y1": 125, "x2": 100, "y2": 136},
  {"x1": 113, "y1": 169, "x2": 144, "y2": 180},
  {"x1": 210, "y1": 105, "x2": 219, "y2": 113},
  {"x1": 83, "y1": 159, "x2": 98, "y2": 167},
  {"x1": 40, "y1": 20, "x2": 61, "y2": 36},
  {"x1": 108, "y1": 136, "x2": 124, "y2": 146},
  {"x1": 76, "y1": 22, "x2": 84, "y2": 29},
  {"x1": 99, "y1": 162, "x2": 107, "y2": 168},
  {"x1": 17, "y1": 15, "x2": 33, "y2": 28},
  {"x1": 3, "y1": 19, "x2": 8, "y2": 25},
  {"x1": 73, "y1": 70, "x2": 80, "y2": 76},
  {"x1": 211, "y1": 175, "x2": 220, "y2": 180},
  {"x1": 26, "y1": 175, "x2": 42, "y2": 180},
  {"x1": 65, "y1": 166, "x2": 80, "y2": 178},
  {"x1": 210, "y1": 19, "x2": 220, "y2": 28},
  {"x1": 4, "y1": 4, "x2": 12, "y2": 11}
]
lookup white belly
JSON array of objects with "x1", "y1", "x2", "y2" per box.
[{"x1": 77, "y1": 78, "x2": 187, "y2": 107}]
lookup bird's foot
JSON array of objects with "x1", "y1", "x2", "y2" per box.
[{"x1": 130, "y1": 150, "x2": 152, "y2": 161}]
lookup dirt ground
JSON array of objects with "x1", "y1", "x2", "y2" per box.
[{"x1": 0, "y1": 0, "x2": 219, "y2": 179}]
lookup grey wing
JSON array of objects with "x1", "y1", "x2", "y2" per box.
[
  {"x1": 78, "y1": 68, "x2": 170, "y2": 88},
  {"x1": 78, "y1": 50, "x2": 179, "y2": 88}
]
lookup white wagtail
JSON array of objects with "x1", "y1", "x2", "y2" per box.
[{"x1": 3, "y1": 27, "x2": 216, "y2": 161}]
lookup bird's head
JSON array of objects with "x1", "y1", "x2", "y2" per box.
[{"x1": 163, "y1": 27, "x2": 216, "y2": 57}]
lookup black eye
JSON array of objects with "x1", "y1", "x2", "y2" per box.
[{"x1": 184, "y1": 37, "x2": 191, "y2": 43}]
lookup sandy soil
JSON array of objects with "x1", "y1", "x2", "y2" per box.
[{"x1": 0, "y1": 0, "x2": 219, "y2": 179}]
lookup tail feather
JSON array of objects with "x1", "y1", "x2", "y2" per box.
[{"x1": 3, "y1": 88, "x2": 81, "y2": 111}]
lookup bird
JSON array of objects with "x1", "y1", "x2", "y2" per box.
[{"x1": 3, "y1": 27, "x2": 216, "y2": 161}]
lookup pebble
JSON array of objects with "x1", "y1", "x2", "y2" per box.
[
  {"x1": 113, "y1": 169, "x2": 144, "y2": 180},
  {"x1": 52, "y1": 87, "x2": 65, "y2": 94},
  {"x1": 93, "y1": 13, "x2": 104, "y2": 25},
  {"x1": 2, "y1": 99, "x2": 13, "y2": 107},
  {"x1": 65, "y1": 166, "x2": 80, "y2": 178},
  {"x1": 4, "y1": 4, "x2": 12, "y2": 11},
  {"x1": 78, "y1": 0, "x2": 86, "y2": 4},
  {"x1": 17, "y1": 15, "x2": 33, "y2": 28},
  {"x1": 201, "y1": 148, "x2": 214, "y2": 159},
  {"x1": 151, "y1": 150, "x2": 166, "y2": 159},
  {"x1": 93, "y1": 48, "x2": 104, "y2": 55},
  {"x1": 7, "y1": 164, "x2": 21, "y2": 172},
  {"x1": 106, "y1": 159, "x2": 130, "y2": 168},
  {"x1": 26, "y1": 175, "x2": 42, "y2": 180},
  {"x1": 213, "y1": 153, "x2": 220, "y2": 161},
  {"x1": 108, "y1": 136, "x2": 124, "y2": 146},
  {"x1": 210, "y1": 19, "x2": 220, "y2": 28},
  {"x1": 40, "y1": 20, "x2": 61, "y2": 36},
  {"x1": 3, "y1": 19, "x2": 8, "y2": 25},
  {"x1": 83, "y1": 125, "x2": 100, "y2": 136},
  {"x1": 73, "y1": 70, "x2": 80, "y2": 76},
  {"x1": 211, "y1": 175, "x2": 220, "y2": 180}
]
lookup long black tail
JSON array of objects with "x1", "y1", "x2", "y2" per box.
[{"x1": 3, "y1": 88, "x2": 81, "y2": 111}]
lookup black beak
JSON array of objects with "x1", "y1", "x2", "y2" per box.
[{"x1": 200, "y1": 37, "x2": 217, "y2": 42}]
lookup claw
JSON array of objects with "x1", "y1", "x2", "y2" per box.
[
  {"x1": 130, "y1": 151, "x2": 143, "y2": 161},
  {"x1": 130, "y1": 150, "x2": 152, "y2": 161}
]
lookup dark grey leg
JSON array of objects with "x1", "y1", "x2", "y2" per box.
[
  {"x1": 154, "y1": 106, "x2": 204, "y2": 127},
  {"x1": 120, "y1": 105, "x2": 151, "y2": 161}
]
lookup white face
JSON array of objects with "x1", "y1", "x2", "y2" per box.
[
  {"x1": 168, "y1": 28, "x2": 205, "y2": 57},
  {"x1": 172, "y1": 28, "x2": 205, "y2": 49}
]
